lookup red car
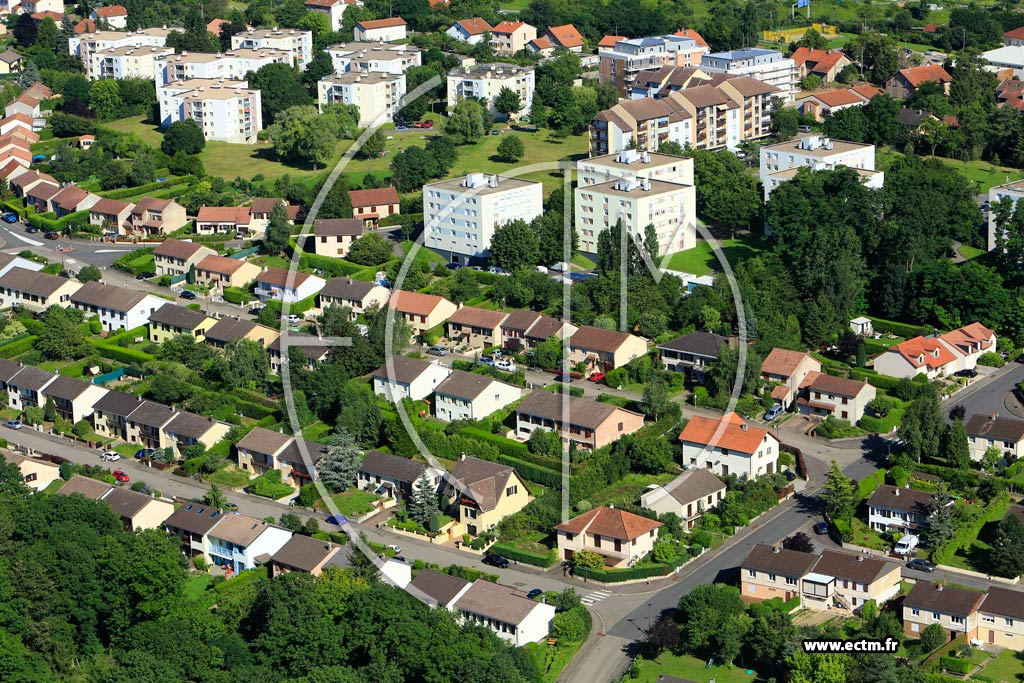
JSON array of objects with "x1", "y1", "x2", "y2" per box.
[
  {"x1": 412, "y1": 120, "x2": 434, "y2": 129},
  {"x1": 588, "y1": 372, "x2": 607, "y2": 382},
  {"x1": 113, "y1": 470, "x2": 130, "y2": 483}
]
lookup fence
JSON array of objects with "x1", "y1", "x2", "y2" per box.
[
  {"x1": 92, "y1": 367, "x2": 133, "y2": 385},
  {"x1": 230, "y1": 246, "x2": 260, "y2": 259}
]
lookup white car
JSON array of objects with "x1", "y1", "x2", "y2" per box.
[
  {"x1": 284, "y1": 314, "x2": 302, "y2": 325},
  {"x1": 495, "y1": 359, "x2": 517, "y2": 372},
  {"x1": 387, "y1": 544, "x2": 402, "y2": 553},
  {"x1": 100, "y1": 451, "x2": 121, "y2": 461}
]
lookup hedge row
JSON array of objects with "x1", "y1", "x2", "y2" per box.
[
  {"x1": 299, "y1": 252, "x2": 364, "y2": 278},
  {"x1": 232, "y1": 387, "x2": 280, "y2": 411},
  {"x1": 100, "y1": 176, "x2": 196, "y2": 200},
  {"x1": 265, "y1": 293, "x2": 318, "y2": 315},
  {"x1": 850, "y1": 368, "x2": 902, "y2": 392},
  {"x1": 938, "y1": 657, "x2": 971, "y2": 675},
  {"x1": 867, "y1": 316, "x2": 933, "y2": 339},
  {"x1": 235, "y1": 399, "x2": 278, "y2": 420},
  {"x1": 856, "y1": 469, "x2": 887, "y2": 501},
  {"x1": 26, "y1": 208, "x2": 90, "y2": 232},
  {"x1": 488, "y1": 543, "x2": 558, "y2": 568},
  {"x1": 0, "y1": 334, "x2": 36, "y2": 358},
  {"x1": 222, "y1": 287, "x2": 257, "y2": 304},
  {"x1": 859, "y1": 407, "x2": 904, "y2": 435},
  {"x1": 931, "y1": 497, "x2": 1010, "y2": 565},
  {"x1": 85, "y1": 340, "x2": 154, "y2": 366},
  {"x1": 573, "y1": 562, "x2": 670, "y2": 583},
  {"x1": 458, "y1": 426, "x2": 528, "y2": 460}
]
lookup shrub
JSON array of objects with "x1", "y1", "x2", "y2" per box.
[
  {"x1": 551, "y1": 605, "x2": 590, "y2": 641},
  {"x1": 248, "y1": 470, "x2": 294, "y2": 499},
  {"x1": 938, "y1": 656, "x2": 971, "y2": 675},
  {"x1": 919, "y1": 622, "x2": 947, "y2": 653},
  {"x1": 489, "y1": 542, "x2": 557, "y2": 567},
  {"x1": 977, "y1": 351, "x2": 1004, "y2": 368},
  {"x1": 856, "y1": 469, "x2": 887, "y2": 501}
]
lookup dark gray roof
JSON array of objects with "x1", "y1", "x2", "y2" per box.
[
  {"x1": 57, "y1": 474, "x2": 112, "y2": 499},
  {"x1": 410, "y1": 569, "x2": 471, "y2": 605},
  {"x1": 268, "y1": 333, "x2": 332, "y2": 359},
  {"x1": 42, "y1": 375, "x2": 97, "y2": 401},
  {"x1": 126, "y1": 401, "x2": 176, "y2": 429},
  {"x1": 372, "y1": 355, "x2": 442, "y2": 385},
  {"x1": 904, "y1": 582, "x2": 986, "y2": 617},
  {"x1": 271, "y1": 534, "x2": 351, "y2": 572},
  {"x1": 741, "y1": 543, "x2": 819, "y2": 576},
  {"x1": 981, "y1": 586, "x2": 1024, "y2": 620},
  {"x1": 813, "y1": 549, "x2": 890, "y2": 584},
  {"x1": 149, "y1": 303, "x2": 209, "y2": 330},
  {"x1": 516, "y1": 390, "x2": 639, "y2": 429},
  {"x1": 964, "y1": 414, "x2": 1024, "y2": 443},
  {"x1": 236, "y1": 426, "x2": 293, "y2": 456},
  {"x1": 658, "y1": 331, "x2": 728, "y2": 357},
  {"x1": 71, "y1": 281, "x2": 150, "y2": 311},
  {"x1": 205, "y1": 317, "x2": 257, "y2": 344},
  {"x1": 525, "y1": 314, "x2": 566, "y2": 341},
  {"x1": 867, "y1": 484, "x2": 934, "y2": 514},
  {"x1": 313, "y1": 218, "x2": 363, "y2": 236},
  {"x1": 163, "y1": 501, "x2": 225, "y2": 535},
  {"x1": 659, "y1": 469, "x2": 725, "y2": 505},
  {"x1": 0, "y1": 358, "x2": 22, "y2": 383},
  {"x1": 435, "y1": 369, "x2": 506, "y2": 401},
  {"x1": 9, "y1": 364, "x2": 56, "y2": 392},
  {"x1": 320, "y1": 276, "x2": 378, "y2": 301},
  {"x1": 0, "y1": 267, "x2": 69, "y2": 297},
  {"x1": 277, "y1": 438, "x2": 326, "y2": 467},
  {"x1": 164, "y1": 411, "x2": 220, "y2": 439},
  {"x1": 360, "y1": 450, "x2": 427, "y2": 484},
  {"x1": 449, "y1": 456, "x2": 517, "y2": 513},
  {"x1": 103, "y1": 487, "x2": 156, "y2": 519},
  {"x1": 453, "y1": 579, "x2": 540, "y2": 624},
  {"x1": 94, "y1": 390, "x2": 144, "y2": 418}
]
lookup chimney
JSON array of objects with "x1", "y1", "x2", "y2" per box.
[
  {"x1": 609, "y1": 503, "x2": 615, "y2": 509},
  {"x1": 937, "y1": 584, "x2": 944, "y2": 591},
  {"x1": 894, "y1": 488, "x2": 899, "y2": 496},
  {"x1": 857, "y1": 555, "x2": 864, "y2": 562},
  {"x1": 740, "y1": 423, "x2": 748, "y2": 431},
  {"x1": 772, "y1": 546, "x2": 780, "y2": 554}
]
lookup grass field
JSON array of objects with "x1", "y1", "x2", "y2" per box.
[
  {"x1": 877, "y1": 148, "x2": 1024, "y2": 193},
  {"x1": 662, "y1": 234, "x2": 770, "y2": 276},
  {"x1": 315, "y1": 489, "x2": 380, "y2": 516},
  {"x1": 208, "y1": 463, "x2": 252, "y2": 489},
  {"x1": 958, "y1": 244, "x2": 986, "y2": 260},
  {"x1": 978, "y1": 649, "x2": 1024, "y2": 682},
  {"x1": 633, "y1": 652, "x2": 762, "y2": 683}
]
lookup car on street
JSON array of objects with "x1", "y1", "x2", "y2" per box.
[
  {"x1": 764, "y1": 404, "x2": 783, "y2": 421},
  {"x1": 426, "y1": 345, "x2": 447, "y2": 356},
  {"x1": 44, "y1": 231, "x2": 58, "y2": 239},
  {"x1": 101, "y1": 450, "x2": 121, "y2": 461},
  {"x1": 2, "y1": 212, "x2": 17, "y2": 223},
  {"x1": 526, "y1": 588, "x2": 543, "y2": 600},
  {"x1": 907, "y1": 558, "x2": 936, "y2": 572},
  {"x1": 25, "y1": 226, "x2": 38, "y2": 233},
  {"x1": 387, "y1": 544, "x2": 402, "y2": 554},
  {"x1": 553, "y1": 373, "x2": 573, "y2": 383},
  {"x1": 135, "y1": 272, "x2": 156, "y2": 280},
  {"x1": 813, "y1": 521, "x2": 829, "y2": 535},
  {"x1": 482, "y1": 554, "x2": 510, "y2": 569},
  {"x1": 179, "y1": 290, "x2": 197, "y2": 300},
  {"x1": 325, "y1": 514, "x2": 347, "y2": 525},
  {"x1": 134, "y1": 448, "x2": 157, "y2": 459},
  {"x1": 113, "y1": 469, "x2": 130, "y2": 483},
  {"x1": 479, "y1": 355, "x2": 496, "y2": 367},
  {"x1": 2, "y1": 420, "x2": 22, "y2": 430},
  {"x1": 587, "y1": 372, "x2": 606, "y2": 382},
  {"x1": 495, "y1": 359, "x2": 516, "y2": 372}
]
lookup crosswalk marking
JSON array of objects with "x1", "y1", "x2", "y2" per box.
[{"x1": 581, "y1": 589, "x2": 612, "y2": 605}]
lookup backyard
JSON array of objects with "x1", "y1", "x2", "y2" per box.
[
  {"x1": 976, "y1": 648, "x2": 1024, "y2": 682},
  {"x1": 315, "y1": 489, "x2": 381, "y2": 516},
  {"x1": 662, "y1": 233, "x2": 770, "y2": 276}
]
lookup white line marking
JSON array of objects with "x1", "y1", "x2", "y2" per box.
[
  {"x1": 6, "y1": 232, "x2": 43, "y2": 246},
  {"x1": 95, "y1": 249, "x2": 131, "y2": 253}
]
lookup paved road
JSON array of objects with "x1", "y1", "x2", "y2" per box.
[{"x1": 943, "y1": 361, "x2": 1024, "y2": 420}]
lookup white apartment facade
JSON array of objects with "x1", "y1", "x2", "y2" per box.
[
  {"x1": 760, "y1": 134, "x2": 882, "y2": 200},
  {"x1": 317, "y1": 72, "x2": 406, "y2": 125},
  {"x1": 701, "y1": 48, "x2": 798, "y2": 102},
  {"x1": 989, "y1": 179, "x2": 1024, "y2": 251},
  {"x1": 599, "y1": 34, "x2": 708, "y2": 93},
  {"x1": 231, "y1": 28, "x2": 313, "y2": 69},
  {"x1": 87, "y1": 45, "x2": 174, "y2": 81},
  {"x1": 70, "y1": 28, "x2": 179, "y2": 79},
  {"x1": 446, "y1": 63, "x2": 535, "y2": 116},
  {"x1": 325, "y1": 42, "x2": 421, "y2": 75},
  {"x1": 160, "y1": 81, "x2": 263, "y2": 144},
  {"x1": 155, "y1": 49, "x2": 293, "y2": 88},
  {"x1": 424, "y1": 173, "x2": 543, "y2": 265}
]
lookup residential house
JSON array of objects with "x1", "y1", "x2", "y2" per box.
[
  {"x1": 90, "y1": 4, "x2": 128, "y2": 28},
  {"x1": 964, "y1": 413, "x2": 1024, "y2": 462},
  {"x1": 103, "y1": 487, "x2": 174, "y2": 531},
  {"x1": 0, "y1": 49, "x2": 22, "y2": 74},
  {"x1": 235, "y1": 427, "x2": 325, "y2": 486},
  {"x1": 490, "y1": 21, "x2": 536, "y2": 56},
  {"x1": 797, "y1": 372, "x2": 875, "y2": 423},
  {"x1": 58, "y1": 474, "x2": 113, "y2": 499},
  {"x1": 903, "y1": 582, "x2": 986, "y2": 639},
  {"x1": 640, "y1": 469, "x2": 726, "y2": 530},
  {"x1": 884, "y1": 64, "x2": 952, "y2": 99},
  {"x1": 741, "y1": 544, "x2": 818, "y2": 603},
  {"x1": 311, "y1": 218, "x2": 364, "y2": 257},
  {"x1": 791, "y1": 48, "x2": 851, "y2": 82},
  {"x1": 976, "y1": 586, "x2": 1024, "y2": 648},
  {"x1": 348, "y1": 186, "x2": 399, "y2": 228},
  {"x1": 866, "y1": 484, "x2": 935, "y2": 533},
  {"x1": 317, "y1": 277, "x2": 389, "y2": 319},
  {"x1": 24, "y1": 181, "x2": 60, "y2": 212},
  {"x1": 446, "y1": 306, "x2": 508, "y2": 350},
  {"x1": 130, "y1": 197, "x2": 187, "y2": 235},
  {"x1": 358, "y1": 449, "x2": 443, "y2": 499},
  {"x1": 5, "y1": 93, "x2": 39, "y2": 119},
  {"x1": 850, "y1": 316, "x2": 874, "y2": 336},
  {"x1": 5, "y1": 363, "x2": 56, "y2": 410},
  {"x1": 50, "y1": 186, "x2": 98, "y2": 218},
  {"x1": 447, "y1": 455, "x2": 531, "y2": 536},
  {"x1": 88, "y1": 198, "x2": 135, "y2": 234},
  {"x1": 371, "y1": 354, "x2": 452, "y2": 402},
  {"x1": 73, "y1": 18, "x2": 97, "y2": 33},
  {"x1": 568, "y1": 326, "x2": 647, "y2": 374},
  {"x1": 268, "y1": 334, "x2": 333, "y2": 374},
  {"x1": 268, "y1": 534, "x2": 352, "y2": 577},
  {"x1": 452, "y1": 579, "x2": 556, "y2": 646},
  {"x1": 152, "y1": 239, "x2": 216, "y2": 278},
  {"x1": 124, "y1": 400, "x2": 176, "y2": 450},
  {"x1": 195, "y1": 205, "x2": 251, "y2": 236},
  {"x1": 249, "y1": 197, "x2": 300, "y2": 233},
  {"x1": 500, "y1": 310, "x2": 576, "y2": 352},
  {"x1": 39, "y1": 375, "x2": 106, "y2": 423},
  {"x1": 91, "y1": 390, "x2": 144, "y2": 440},
  {"x1": 0, "y1": 112, "x2": 36, "y2": 137},
  {"x1": 555, "y1": 505, "x2": 662, "y2": 567},
  {"x1": 433, "y1": 370, "x2": 521, "y2": 422},
  {"x1": 657, "y1": 331, "x2": 727, "y2": 381},
  {"x1": 1005, "y1": 27, "x2": 1024, "y2": 46},
  {"x1": 206, "y1": 513, "x2": 292, "y2": 574},
  {"x1": 354, "y1": 17, "x2": 406, "y2": 42},
  {"x1": 70, "y1": 281, "x2": 168, "y2": 331},
  {"x1": 514, "y1": 390, "x2": 645, "y2": 450},
  {"x1": 0, "y1": 267, "x2": 81, "y2": 312},
  {"x1": 760, "y1": 134, "x2": 882, "y2": 201},
  {"x1": 388, "y1": 290, "x2": 458, "y2": 339},
  {"x1": 162, "y1": 411, "x2": 230, "y2": 457},
  {"x1": 760, "y1": 348, "x2": 821, "y2": 409},
  {"x1": 254, "y1": 267, "x2": 326, "y2": 304},
  {"x1": 678, "y1": 411, "x2": 779, "y2": 478},
  {"x1": 409, "y1": 569, "x2": 473, "y2": 609},
  {"x1": 0, "y1": 253, "x2": 42, "y2": 280},
  {"x1": 531, "y1": 24, "x2": 584, "y2": 53},
  {"x1": 162, "y1": 500, "x2": 227, "y2": 562},
  {"x1": 423, "y1": 174, "x2": 543, "y2": 264},
  {"x1": 194, "y1": 254, "x2": 262, "y2": 290},
  {"x1": 4, "y1": 451, "x2": 60, "y2": 491},
  {"x1": 9, "y1": 169, "x2": 56, "y2": 197},
  {"x1": 446, "y1": 63, "x2": 534, "y2": 117},
  {"x1": 203, "y1": 317, "x2": 279, "y2": 349},
  {"x1": 446, "y1": 18, "x2": 493, "y2": 45},
  {"x1": 794, "y1": 84, "x2": 881, "y2": 121},
  {"x1": 808, "y1": 549, "x2": 902, "y2": 611},
  {"x1": 938, "y1": 322, "x2": 997, "y2": 371},
  {"x1": 874, "y1": 323, "x2": 996, "y2": 379}
]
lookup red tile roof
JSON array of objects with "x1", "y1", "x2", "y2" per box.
[
  {"x1": 357, "y1": 17, "x2": 407, "y2": 29},
  {"x1": 599, "y1": 35, "x2": 625, "y2": 48},
  {"x1": 554, "y1": 505, "x2": 662, "y2": 540},
  {"x1": 1006, "y1": 27, "x2": 1024, "y2": 41},
  {"x1": 761, "y1": 348, "x2": 814, "y2": 378},
  {"x1": 389, "y1": 290, "x2": 447, "y2": 316},
  {"x1": 348, "y1": 186, "x2": 399, "y2": 208},
  {"x1": 800, "y1": 371, "x2": 870, "y2": 398},
  {"x1": 546, "y1": 24, "x2": 583, "y2": 49},
  {"x1": 922, "y1": 23, "x2": 938, "y2": 33},
  {"x1": 674, "y1": 28, "x2": 707, "y2": 47},
  {"x1": 196, "y1": 205, "x2": 250, "y2": 224},
  {"x1": 528, "y1": 36, "x2": 553, "y2": 51},
  {"x1": 74, "y1": 18, "x2": 97, "y2": 33},
  {"x1": 455, "y1": 18, "x2": 492, "y2": 36},
  {"x1": 851, "y1": 83, "x2": 883, "y2": 100},
  {"x1": 810, "y1": 89, "x2": 866, "y2": 108},
  {"x1": 678, "y1": 412, "x2": 771, "y2": 454},
  {"x1": 93, "y1": 5, "x2": 127, "y2": 17},
  {"x1": 939, "y1": 322, "x2": 995, "y2": 356},
  {"x1": 491, "y1": 21, "x2": 526, "y2": 34},
  {"x1": 888, "y1": 336, "x2": 958, "y2": 370},
  {"x1": 196, "y1": 254, "x2": 250, "y2": 275},
  {"x1": 898, "y1": 64, "x2": 952, "y2": 87}
]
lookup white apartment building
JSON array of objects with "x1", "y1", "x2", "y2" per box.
[
  {"x1": 424, "y1": 173, "x2": 543, "y2": 265},
  {"x1": 701, "y1": 48, "x2": 798, "y2": 102},
  {"x1": 354, "y1": 17, "x2": 407, "y2": 42},
  {"x1": 303, "y1": 0, "x2": 355, "y2": 32},
  {"x1": 155, "y1": 48, "x2": 293, "y2": 88},
  {"x1": 599, "y1": 34, "x2": 708, "y2": 93},
  {"x1": 87, "y1": 45, "x2": 174, "y2": 81},
  {"x1": 759, "y1": 134, "x2": 882, "y2": 200},
  {"x1": 317, "y1": 72, "x2": 406, "y2": 125},
  {"x1": 325, "y1": 42, "x2": 422, "y2": 75},
  {"x1": 446, "y1": 63, "x2": 535, "y2": 116},
  {"x1": 161, "y1": 80, "x2": 262, "y2": 144},
  {"x1": 988, "y1": 179, "x2": 1024, "y2": 251},
  {"x1": 69, "y1": 28, "x2": 179, "y2": 79},
  {"x1": 231, "y1": 28, "x2": 313, "y2": 69}
]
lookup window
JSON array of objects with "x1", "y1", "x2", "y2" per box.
[
  {"x1": 786, "y1": 576, "x2": 798, "y2": 586},
  {"x1": 565, "y1": 532, "x2": 574, "y2": 541},
  {"x1": 951, "y1": 616, "x2": 964, "y2": 626},
  {"x1": 1008, "y1": 618, "x2": 1015, "y2": 627},
  {"x1": 911, "y1": 609, "x2": 919, "y2": 616},
  {"x1": 747, "y1": 569, "x2": 756, "y2": 578},
  {"x1": 505, "y1": 485, "x2": 518, "y2": 497},
  {"x1": 768, "y1": 573, "x2": 776, "y2": 581}
]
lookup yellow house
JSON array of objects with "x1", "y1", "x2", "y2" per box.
[
  {"x1": 568, "y1": 326, "x2": 648, "y2": 374},
  {"x1": 163, "y1": 411, "x2": 231, "y2": 458},
  {"x1": 903, "y1": 581, "x2": 985, "y2": 640},
  {"x1": 194, "y1": 254, "x2": 262, "y2": 290},
  {"x1": 103, "y1": 487, "x2": 174, "y2": 531},
  {"x1": 148, "y1": 303, "x2": 215, "y2": 343},
  {"x1": 445, "y1": 306, "x2": 509, "y2": 350},
  {"x1": 389, "y1": 290, "x2": 458, "y2": 339},
  {"x1": 976, "y1": 586, "x2": 1024, "y2": 648},
  {"x1": 3, "y1": 450, "x2": 60, "y2": 491},
  {"x1": 741, "y1": 544, "x2": 819, "y2": 603},
  {"x1": 204, "y1": 318, "x2": 279, "y2": 350},
  {"x1": 448, "y1": 455, "x2": 531, "y2": 536},
  {"x1": 554, "y1": 505, "x2": 662, "y2": 568}
]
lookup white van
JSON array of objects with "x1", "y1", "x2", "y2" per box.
[{"x1": 894, "y1": 533, "x2": 920, "y2": 555}]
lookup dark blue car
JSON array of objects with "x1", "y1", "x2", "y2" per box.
[{"x1": 325, "y1": 515, "x2": 347, "y2": 526}]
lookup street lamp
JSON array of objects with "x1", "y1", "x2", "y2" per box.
[{"x1": 647, "y1": 602, "x2": 652, "y2": 633}]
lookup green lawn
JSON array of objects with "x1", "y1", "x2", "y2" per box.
[
  {"x1": 208, "y1": 463, "x2": 251, "y2": 489},
  {"x1": 849, "y1": 518, "x2": 889, "y2": 551},
  {"x1": 663, "y1": 234, "x2": 770, "y2": 276},
  {"x1": 315, "y1": 489, "x2": 381, "y2": 516},
  {"x1": 632, "y1": 652, "x2": 762, "y2": 683},
  {"x1": 877, "y1": 148, "x2": 1024, "y2": 193},
  {"x1": 182, "y1": 574, "x2": 212, "y2": 601},
  {"x1": 42, "y1": 478, "x2": 65, "y2": 494},
  {"x1": 978, "y1": 648, "x2": 1024, "y2": 682},
  {"x1": 958, "y1": 244, "x2": 986, "y2": 260}
]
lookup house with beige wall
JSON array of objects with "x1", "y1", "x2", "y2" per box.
[
  {"x1": 269, "y1": 534, "x2": 351, "y2": 577},
  {"x1": 163, "y1": 411, "x2": 230, "y2": 458},
  {"x1": 124, "y1": 400, "x2": 176, "y2": 450},
  {"x1": 964, "y1": 413, "x2": 1024, "y2": 462},
  {"x1": 89, "y1": 198, "x2": 135, "y2": 234},
  {"x1": 447, "y1": 456, "x2": 531, "y2": 537},
  {"x1": 4, "y1": 451, "x2": 60, "y2": 491},
  {"x1": 514, "y1": 390, "x2": 645, "y2": 450},
  {"x1": 490, "y1": 21, "x2": 537, "y2": 56},
  {"x1": 235, "y1": 426, "x2": 325, "y2": 487},
  {"x1": 40, "y1": 375, "x2": 107, "y2": 424},
  {"x1": 446, "y1": 306, "x2": 508, "y2": 350},
  {"x1": 555, "y1": 505, "x2": 662, "y2": 568},
  {"x1": 148, "y1": 304, "x2": 215, "y2": 344},
  {"x1": 976, "y1": 586, "x2": 1024, "y2": 648},
  {"x1": 500, "y1": 310, "x2": 576, "y2": 352},
  {"x1": 640, "y1": 469, "x2": 726, "y2": 530},
  {"x1": 103, "y1": 487, "x2": 174, "y2": 531},
  {"x1": 163, "y1": 501, "x2": 229, "y2": 563},
  {"x1": 204, "y1": 318, "x2": 279, "y2": 349},
  {"x1": 741, "y1": 544, "x2": 818, "y2": 603},
  {"x1": 389, "y1": 290, "x2": 458, "y2": 339},
  {"x1": 317, "y1": 277, "x2": 389, "y2": 319},
  {"x1": 0, "y1": 267, "x2": 81, "y2": 312},
  {"x1": 433, "y1": 370, "x2": 521, "y2": 422},
  {"x1": 903, "y1": 582, "x2": 985, "y2": 639},
  {"x1": 153, "y1": 239, "x2": 216, "y2": 278},
  {"x1": 760, "y1": 347, "x2": 821, "y2": 409},
  {"x1": 311, "y1": 218, "x2": 364, "y2": 257},
  {"x1": 568, "y1": 326, "x2": 647, "y2": 374},
  {"x1": 194, "y1": 254, "x2": 261, "y2": 290},
  {"x1": 798, "y1": 372, "x2": 875, "y2": 424}
]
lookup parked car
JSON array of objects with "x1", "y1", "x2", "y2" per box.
[
  {"x1": 445, "y1": 262, "x2": 461, "y2": 271},
  {"x1": 2, "y1": 420, "x2": 21, "y2": 430},
  {"x1": 179, "y1": 290, "x2": 197, "y2": 300},
  {"x1": 894, "y1": 533, "x2": 921, "y2": 555},
  {"x1": 764, "y1": 404, "x2": 783, "y2": 421},
  {"x1": 325, "y1": 514, "x2": 347, "y2": 525},
  {"x1": 526, "y1": 588, "x2": 543, "y2": 599},
  {"x1": 284, "y1": 314, "x2": 302, "y2": 325},
  {"x1": 248, "y1": 305, "x2": 265, "y2": 315},
  {"x1": 135, "y1": 272, "x2": 156, "y2": 280},
  {"x1": 426, "y1": 345, "x2": 448, "y2": 356},
  {"x1": 134, "y1": 448, "x2": 157, "y2": 460},
  {"x1": 813, "y1": 521, "x2": 829, "y2": 535},
  {"x1": 495, "y1": 359, "x2": 516, "y2": 372},
  {"x1": 482, "y1": 554, "x2": 510, "y2": 569},
  {"x1": 2, "y1": 211, "x2": 17, "y2": 223},
  {"x1": 783, "y1": 469, "x2": 797, "y2": 482},
  {"x1": 955, "y1": 368, "x2": 978, "y2": 378},
  {"x1": 44, "y1": 231, "x2": 58, "y2": 239},
  {"x1": 907, "y1": 558, "x2": 936, "y2": 573},
  {"x1": 479, "y1": 355, "x2": 496, "y2": 367},
  {"x1": 553, "y1": 373, "x2": 573, "y2": 383},
  {"x1": 487, "y1": 266, "x2": 508, "y2": 275},
  {"x1": 25, "y1": 226, "x2": 38, "y2": 234},
  {"x1": 112, "y1": 469, "x2": 130, "y2": 483},
  {"x1": 490, "y1": 129, "x2": 500, "y2": 135},
  {"x1": 387, "y1": 544, "x2": 402, "y2": 554},
  {"x1": 101, "y1": 450, "x2": 121, "y2": 461},
  {"x1": 587, "y1": 372, "x2": 606, "y2": 382}
]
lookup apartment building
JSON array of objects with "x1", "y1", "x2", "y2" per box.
[
  {"x1": 599, "y1": 34, "x2": 709, "y2": 93},
  {"x1": 354, "y1": 17, "x2": 406, "y2": 42},
  {"x1": 678, "y1": 412, "x2": 779, "y2": 478},
  {"x1": 87, "y1": 45, "x2": 174, "y2": 80},
  {"x1": 989, "y1": 179, "x2": 1024, "y2": 250},
  {"x1": 325, "y1": 41, "x2": 421, "y2": 75},
  {"x1": 317, "y1": 72, "x2": 406, "y2": 125},
  {"x1": 155, "y1": 48, "x2": 293, "y2": 88},
  {"x1": 490, "y1": 21, "x2": 537, "y2": 56},
  {"x1": 160, "y1": 80, "x2": 262, "y2": 144},
  {"x1": 232, "y1": 27, "x2": 313, "y2": 67},
  {"x1": 700, "y1": 48, "x2": 798, "y2": 102},
  {"x1": 69, "y1": 28, "x2": 179, "y2": 78},
  {"x1": 423, "y1": 173, "x2": 543, "y2": 265},
  {"x1": 760, "y1": 134, "x2": 882, "y2": 200},
  {"x1": 446, "y1": 63, "x2": 535, "y2": 116}
]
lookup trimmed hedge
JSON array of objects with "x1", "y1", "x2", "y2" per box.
[
  {"x1": 265, "y1": 293, "x2": 318, "y2": 315},
  {"x1": 222, "y1": 287, "x2": 257, "y2": 304},
  {"x1": 573, "y1": 562, "x2": 670, "y2": 583},
  {"x1": 850, "y1": 369, "x2": 902, "y2": 392},
  {"x1": 867, "y1": 316, "x2": 934, "y2": 338},
  {"x1": 938, "y1": 657, "x2": 971, "y2": 675},
  {"x1": 459, "y1": 426, "x2": 529, "y2": 460},
  {"x1": 932, "y1": 497, "x2": 1010, "y2": 565},
  {"x1": 856, "y1": 469, "x2": 887, "y2": 501},
  {"x1": 298, "y1": 252, "x2": 364, "y2": 277},
  {"x1": 86, "y1": 340, "x2": 154, "y2": 366},
  {"x1": 489, "y1": 542, "x2": 558, "y2": 567},
  {"x1": 100, "y1": 176, "x2": 196, "y2": 200},
  {"x1": 0, "y1": 334, "x2": 36, "y2": 358},
  {"x1": 235, "y1": 399, "x2": 277, "y2": 420}
]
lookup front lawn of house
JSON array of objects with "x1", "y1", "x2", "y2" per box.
[
  {"x1": 315, "y1": 489, "x2": 381, "y2": 516},
  {"x1": 632, "y1": 652, "x2": 762, "y2": 683},
  {"x1": 208, "y1": 463, "x2": 252, "y2": 489}
]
